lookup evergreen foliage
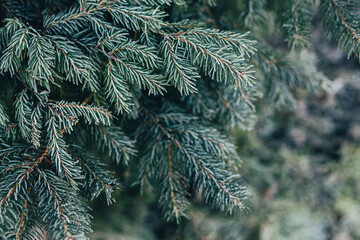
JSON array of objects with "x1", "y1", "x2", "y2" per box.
[
  {"x1": 278, "y1": 0, "x2": 313, "y2": 49},
  {"x1": 321, "y1": 0, "x2": 360, "y2": 61},
  {"x1": 0, "y1": 0, "x2": 358, "y2": 239}
]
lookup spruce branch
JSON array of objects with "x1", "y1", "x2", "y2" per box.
[
  {"x1": 14, "y1": 90, "x2": 33, "y2": 142},
  {"x1": 47, "y1": 114, "x2": 79, "y2": 183},
  {"x1": 279, "y1": 0, "x2": 313, "y2": 49},
  {"x1": 134, "y1": 0, "x2": 174, "y2": 6},
  {"x1": 173, "y1": 35, "x2": 255, "y2": 89},
  {"x1": 321, "y1": 0, "x2": 360, "y2": 61},
  {"x1": 27, "y1": 33, "x2": 56, "y2": 89},
  {"x1": 2, "y1": 0, "x2": 333, "y2": 237},
  {"x1": 0, "y1": 99, "x2": 9, "y2": 127},
  {"x1": 108, "y1": 54, "x2": 166, "y2": 94},
  {"x1": 44, "y1": 0, "x2": 111, "y2": 32},
  {"x1": 0, "y1": 148, "x2": 48, "y2": 238},
  {"x1": 14, "y1": 199, "x2": 28, "y2": 240},
  {"x1": 50, "y1": 101, "x2": 112, "y2": 126},
  {"x1": 93, "y1": 125, "x2": 136, "y2": 165},
  {"x1": 136, "y1": 102, "x2": 250, "y2": 221},
  {"x1": 240, "y1": 0, "x2": 267, "y2": 27},
  {"x1": 68, "y1": 147, "x2": 118, "y2": 205},
  {"x1": 108, "y1": 4, "x2": 166, "y2": 32},
  {"x1": 158, "y1": 143, "x2": 189, "y2": 222},
  {"x1": 109, "y1": 40, "x2": 161, "y2": 69},
  {"x1": 254, "y1": 45, "x2": 329, "y2": 109},
  {"x1": 94, "y1": 26, "x2": 128, "y2": 49},
  {"x1": 0, "y1": 27, "x2": 29, "y2": 76},
  {"x1": 36, "y1": 169, "x2": 91, "y2": 239},
  {"x1": 0, "y1": 163, "x2": 32, "y2": 209},
  {"x1": 46, "y1": 35, "x2": 100, "y2": 91},
  {"x1": 30, "y1": 104, "x2": 42, "y2": 148},
  {"x1": 105, "y1": 59, "x2": 133, "y2": 113},
  {"x1": 160, "y1": 37, "x2": 200, "y2": 95},
  {"x1": 175, "y1": 29, "x2": 256, "y2": 56},
  {"x1": 0, "y1": 144, "x2": 32, "y2": 159}
]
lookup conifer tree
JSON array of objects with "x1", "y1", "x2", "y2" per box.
[{"x1": 0, "y1": 0, "x2": 358, "y2": 239}]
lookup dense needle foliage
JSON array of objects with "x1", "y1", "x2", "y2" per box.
[{"x1": 0, "y1": 0, "x2": 359, "y2": 239}]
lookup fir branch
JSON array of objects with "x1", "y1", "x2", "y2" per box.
[
  {"x1": 0, "y1": 27, "x2": 29, "y2": 76},
  {"x1": 30, "y1": 104, "x2": 42, "y2": 148},
  {"x1": 159, "y1": 143, "x2": 189, "y2": 222},
  {"x1": 109, "y1": 40, "x2": 161, "y2": 69},
  {"x1": 95, "y1": 26, "x2": 128, "y2": 48},
  {"x1": 50, "y1": 101, "x2": 112, "y2": 126},
  {"x1": 44, "y1": 1, "x2": 111, "y2": 31},
  {"x1": 109, "y1": 54, "x2": 166, "y2": 94},
  {"x1": 279, "y1": 0, "x2": 313, "y2": 49},
  {"x1": 104, "y1": 59, "x2": 132, "y2": 113},
  {"x1": 240, "y1": 0, "x2": 267, "y2": 27},
  {"x1": 46, "y1": 35, "x2": 100, "y2": 91},
  {"x1": 0, "y1": 99, "x2": 9, "y2": 127},
  {"x1": 321, "y1": 0, "x2": 360, "y2": 61},
  {"x1": 36, "y1": 169, "x2": 91, "y2": 239},
  {"x1": 173, "y1": 35, "x2": 255, "y2": 89},
  {"x1": 26, "y1": 33, "x2": 56, "y2": 89},
  {"x1": 108, "y1": 4, "x2": 166, "y2": 32},
  {"x1": 68, "y1": 148, "x2": 118, "y2": 205},
  {"x1": 176, "y1": 29, "x2": 256, "y2": 56},
  {"x1": 46, "y1": 114, "x2": 79, "y2": 183},
  {"x1": 137, "y1": 103, "x2": 249, "y2": 220},
  {"x1": 14, "y1": 90, "x2": 33, "y2": 142},
  {"x1": 94, "y1": 125, "x2": 136, "y2": 165},
  {"x1": 160, "y1": 38, "x2": 200, "y2": 95}
]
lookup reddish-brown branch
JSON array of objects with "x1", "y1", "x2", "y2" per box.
[
  {"x1": 16, "y1": 200, "x2": 28, "y2": 240},
  {"x1": 52, "y1": 103, "x2": 111, "y2": 118},
  {"x1": 330, "y1": 0, "x2": 360, "y2": 43},
  {"x1": 40, "y1": 174, "x2": 74, "y2": 240},
  {"x1": 0, "y1": 146, "x2": 50, "y2": 207}
]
